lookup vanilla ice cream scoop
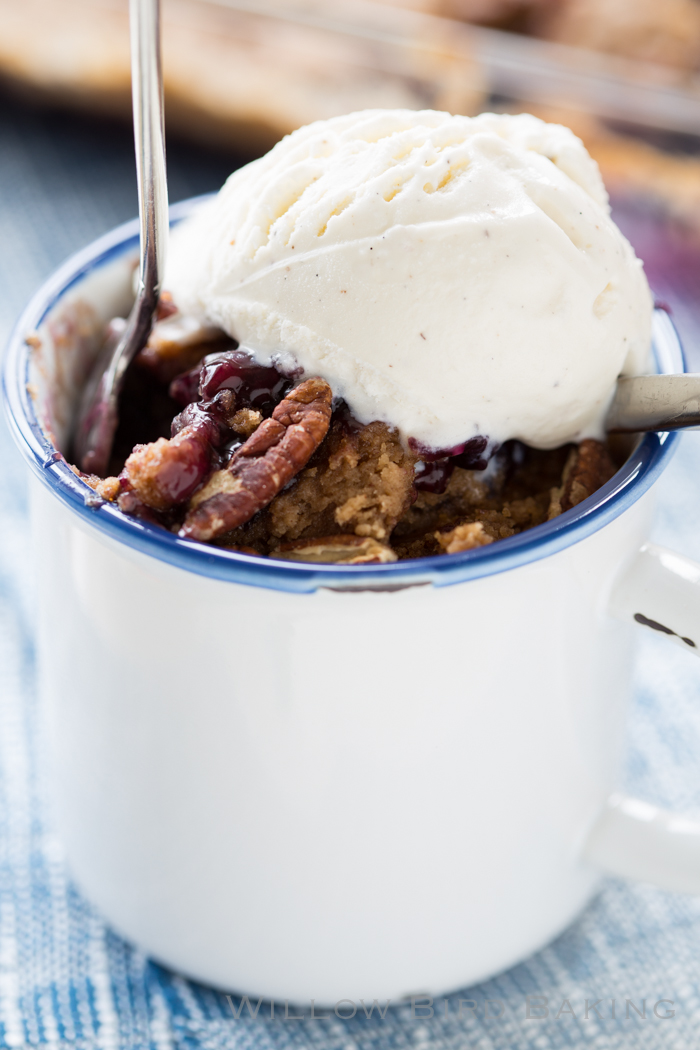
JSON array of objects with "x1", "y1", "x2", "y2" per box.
[{"x1": 167, "y1": 109, "x2": 652, "y2": 452}]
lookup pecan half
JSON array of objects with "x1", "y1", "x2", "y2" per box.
[
  {"x1": 180, "y1": 378, "x2": 332, "y2": 541},
  {"x1": 276, "y1": 535, "x2": 397, "y2": 564},
  {"x1": 123, "y1": 390, "x2": 237, "y2": 511}
]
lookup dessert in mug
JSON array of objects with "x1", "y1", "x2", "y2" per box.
[{"x1": 75, "y1": 110, "x2": 652, "y2": 563}]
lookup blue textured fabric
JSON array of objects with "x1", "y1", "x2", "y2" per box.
[{"x1": 2, "y1": 94, "x2": 700, "y2": 1050}]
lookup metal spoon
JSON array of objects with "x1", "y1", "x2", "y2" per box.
[
  {"x1": 74, "y1": 0, "x2": 168, "y2": 477},
  {"x1": 607, "y1": 310, "x2": 700, "y2": 434},
  {"x1": 607, "y1": 374, "x2": 700, "y2": 433}
]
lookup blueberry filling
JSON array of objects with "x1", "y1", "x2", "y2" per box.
[
  {"x1": 198, "y1": 349, "x2": 292, "y2": 415},
  {"x1": 411, "y1": 435, "x2": 492, "y2": 493}
]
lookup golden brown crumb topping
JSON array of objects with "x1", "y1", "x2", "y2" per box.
[{"x1": 266, "y1": 417, "x2": 416, "y2": 544}]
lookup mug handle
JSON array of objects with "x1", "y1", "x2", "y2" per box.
[{"x1": 584, "y1": 542, "x2": 700, "y2": 894}]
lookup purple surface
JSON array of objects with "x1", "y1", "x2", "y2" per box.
[{"x1": 612, "y1": 195, "x2": 700, "y2": 370}]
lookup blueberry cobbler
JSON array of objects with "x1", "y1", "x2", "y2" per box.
[
  {"x1": 73, "y1": 298, "x2": 617, "y2": 564},
  {"x1": 72, "y1": 109, "x2": 653, "y2": 562}
]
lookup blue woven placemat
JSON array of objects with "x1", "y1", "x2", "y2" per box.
[{"x1": 2, "y1": 95, "x2": 700, "y2": 1050}]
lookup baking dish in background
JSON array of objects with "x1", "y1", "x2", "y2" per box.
[{"x1": 1, "y1": 0, "x2": 698, "y2": 367}]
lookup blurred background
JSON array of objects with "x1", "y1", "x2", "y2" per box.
[{"x1": 2, "y1": 0, "x2": 700, "y2": 361}]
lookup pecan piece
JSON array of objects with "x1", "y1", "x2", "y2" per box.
[
  {"x1": 548, "y1": 439, "x2": 616, "y2": 518},
  {"x1": 277, "y1": 535, "x2": 397, "y2": 564},
  {"x1": 180, "y1": 378, "x2": 332, "y2": 541},
  {"x1": 123, "y1": 391, "x2": 237, "y2": 512}
]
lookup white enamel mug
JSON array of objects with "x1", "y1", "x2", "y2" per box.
[{"x1": 6, "y1": 201, "x2": 700, "y2": 1006}]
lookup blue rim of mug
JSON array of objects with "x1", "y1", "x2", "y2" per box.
[{"x1": 3, "y1": 195, "x2": 683, "y2": 594}]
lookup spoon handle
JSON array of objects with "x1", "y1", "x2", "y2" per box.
[
  {"x1": 74, "y1": 0, "x2": 167, "y2": 475},
  {"x1": 607, "y1": 374, "x2": 700, "y2": 433},
  {"x1": 103, "y1": 0, "x2": 168, "y2": 397},
  {"x1": 132, "y1": 0, "x2": 168, "y2": 316}
]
